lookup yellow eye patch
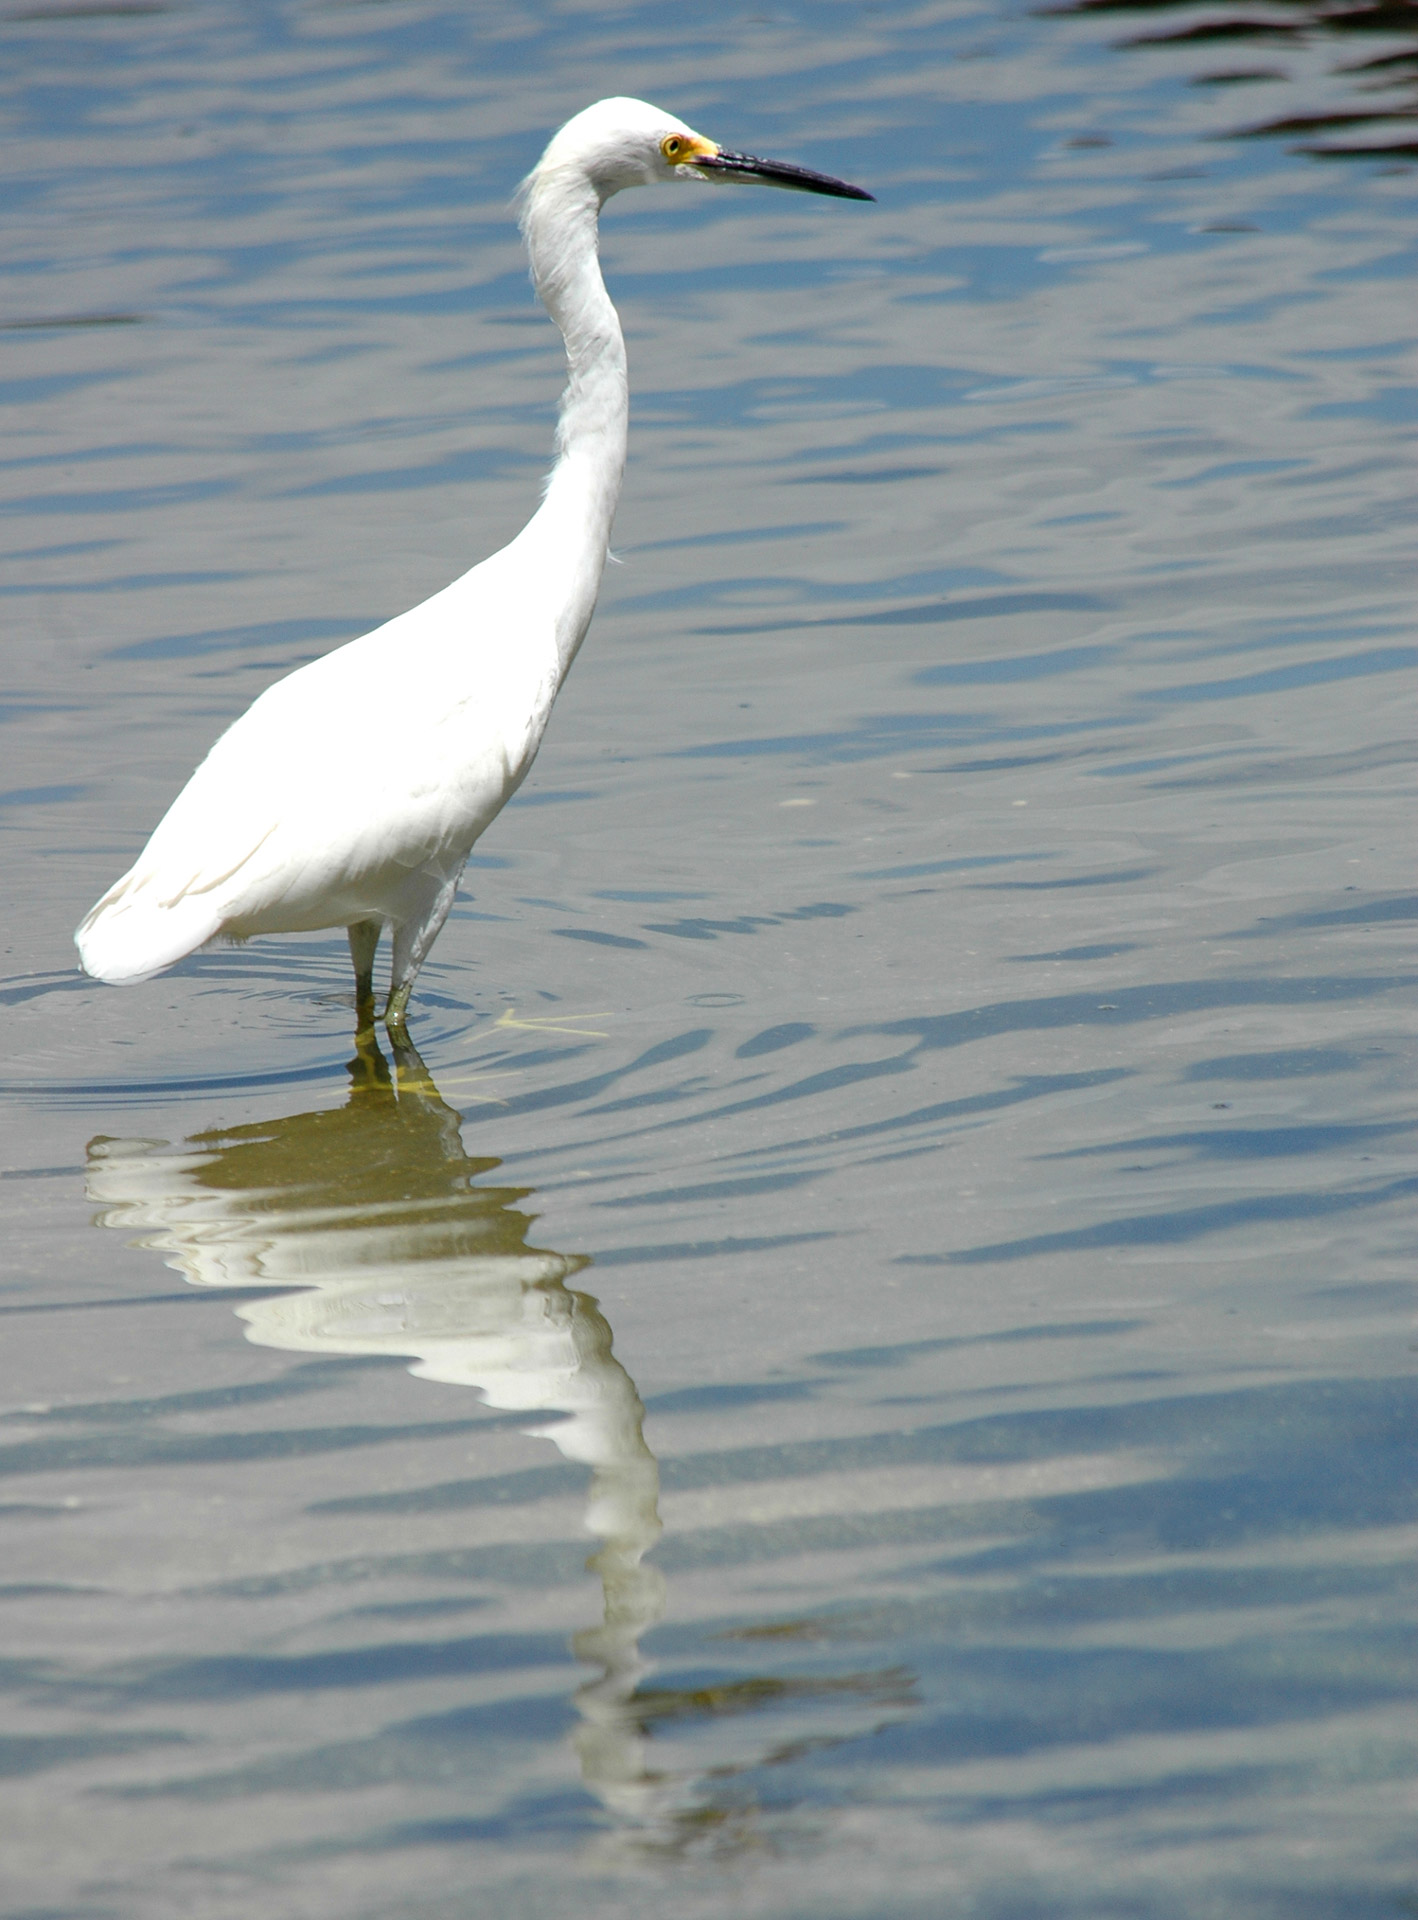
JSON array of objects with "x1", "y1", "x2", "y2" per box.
[{"x1": 660, "y1": 133, "x2": 717, "y2": 165}]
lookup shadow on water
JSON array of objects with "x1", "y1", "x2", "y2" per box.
[
  {"x1": 83, "y1": 1032, "x2": 914, "y2": 1860},
  {"x1": 1050, "y1": 0, "x2": 1418, "y2": 158}
]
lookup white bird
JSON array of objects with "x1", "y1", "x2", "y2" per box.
[{"x1": 76, "y1": 98, "x2": 872, "y2": 1035}]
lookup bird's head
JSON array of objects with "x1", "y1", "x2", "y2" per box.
[{"x1": 530, "y1": 97, "x2": 873, "y2": 206}]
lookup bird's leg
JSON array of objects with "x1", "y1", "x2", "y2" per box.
[
  {"x1": 348, "y1": 920, "x2": 381, "y2": 1033},
  {"x1": 385, "y1": 871, "x2": 462, "y2": 1038},
  {"x1": 384, "y1": 977, "x2": 414, "y2": 1039}
]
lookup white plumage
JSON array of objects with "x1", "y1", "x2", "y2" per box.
[{"x1": 76, "y1": 97, "x2": 871, "y2": 1033}]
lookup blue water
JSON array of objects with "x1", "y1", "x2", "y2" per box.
[{"x1": 2, "y1": 2, "x2": 1416, "y2": 1915}]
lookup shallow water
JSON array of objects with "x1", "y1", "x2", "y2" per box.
[{"x1": 2, "y1": 3, "x2": 1416, "y2": 1916}]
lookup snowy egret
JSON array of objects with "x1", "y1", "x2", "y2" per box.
[{"x1": 76, "y1": 98, "x2": 872, "y2": 1035}]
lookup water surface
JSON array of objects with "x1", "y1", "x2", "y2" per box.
[{"x1": 2, "y1": 2, "x2": 1415, "y2": 1915}]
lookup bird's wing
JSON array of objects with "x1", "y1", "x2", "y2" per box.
[
  {"x1": 75, "y1": 727, "x2": 294, "y2": 981},
  {"x1": 77, "y1": 560, "x2": 560, "y2": 982}
]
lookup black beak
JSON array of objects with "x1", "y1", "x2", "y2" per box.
[{"x1": 691, "y1": 149, "x2": 874, "y2": 201}]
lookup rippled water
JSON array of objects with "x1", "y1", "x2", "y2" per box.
[{"x1": 3, "y1": 3, "x2": 1416, "y2": 1916}]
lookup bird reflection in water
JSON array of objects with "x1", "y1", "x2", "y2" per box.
[
  {"x1": 86, "y1": 1031, "x2": 671, "y2": 1826},
  {"x1": 86, "y1": 1033, "x2": 915, "y2": 1856}
]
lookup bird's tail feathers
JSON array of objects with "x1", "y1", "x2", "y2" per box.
[{"x1": 76, "y1": 872, "x2": 225, "y2": 985}]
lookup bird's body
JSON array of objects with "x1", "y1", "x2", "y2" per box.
[
  {"x1": 76, "y1": 98, "x2": 870, "y2": 1033},
  {"x1": 80, "y1": 473, "x2": 601, "y2": 996}
]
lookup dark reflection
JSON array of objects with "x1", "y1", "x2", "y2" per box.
[
  {"x1": 85, "y1": 1033, "x2": 906, "y2": 1855},
  {"x1": 1051, "y1": 0, "x2": 1418, "y2": 157}
]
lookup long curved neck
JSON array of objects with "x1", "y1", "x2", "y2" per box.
[{"x1": 518, "y1": 169, "x2": 628, "y2": 677}]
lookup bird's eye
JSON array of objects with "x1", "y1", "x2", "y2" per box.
[{"x1": 662, "y1": 136, "x2": 683, "y2": 160}]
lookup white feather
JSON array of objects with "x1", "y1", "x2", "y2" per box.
[{"x1": 75, "y1": 97, "x2": 869, "y2": 1025}]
